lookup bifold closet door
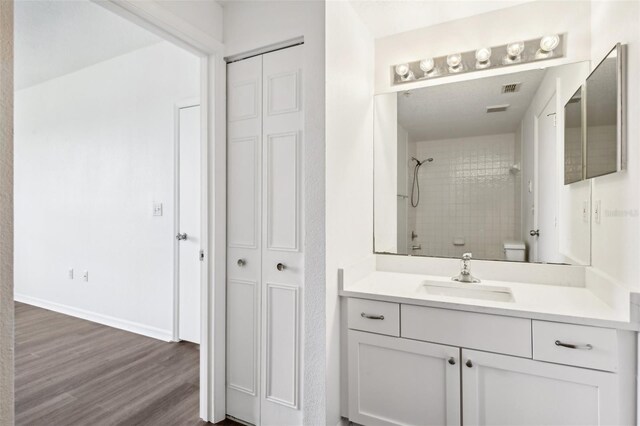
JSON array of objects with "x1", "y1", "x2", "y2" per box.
[
  {"x1": 226, "y1": 44, "x2": 303, "y2": 426},
  {"x1": 226, "y1": 55, "x2": 262, "y2": 425},
  {"x1": 260, "y1": 44, "x2": 304, "y2": 425}
]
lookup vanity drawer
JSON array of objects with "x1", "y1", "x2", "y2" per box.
[
  {"x1": 348, "y1": 298, "x2": 400, "y2": 337},
  {"x1": 401, "y1": 305, "x2": 532, "y2": 357},
  {"x1": 533, "y1": 321, "x2": 618, "y2": 372}
]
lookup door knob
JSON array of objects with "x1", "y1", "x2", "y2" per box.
[
  {"x1": 529, "y1": 229, "x2": 540, "y2": 237},
  {"x1": 276, "y1": 263, "x2": 286, "y2": 271},
  {"x1": 176, "y1": 233, "x2": 188, "y2": 241},
  {"x1": 237, "y1": 259, "x2": 246, "y2": 267}
]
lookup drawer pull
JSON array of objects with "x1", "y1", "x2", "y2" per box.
[
  {"x1": 360, "y1": 312, "x2": 384, "y2": 320},
  {"x1": 448, "y1": 357, "x2": 456, "y2": 365},
  {"x1": 555, "y1": 340, "x2": 593, "y2": 350},
  {"x1": 466, "y1": 359, "x2": 473, "y2": 368}
]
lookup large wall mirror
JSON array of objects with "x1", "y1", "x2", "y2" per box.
[{"x1": 374, "y1": 62, "x2": 592, "y2": 265}]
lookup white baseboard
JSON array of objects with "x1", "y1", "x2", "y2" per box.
[{"x1": 15, "y1": 293, "x2": 173, "y2": 342}]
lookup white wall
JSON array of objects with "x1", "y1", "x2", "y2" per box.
[
  {"x1": 0, "y1": 0, "x2": 13, "y2": 423},
  {"x1": 326, "y1": 2, "x2": 374, "y2": 422},
  {"x1": 373, "y1": 93, "x2": 398, "y2": 253},
  {"x1": 14, "y1": 41, "x2": 200, "y2": 339},
  {"x1": 374, "y1": 1, "x2": 591, "y2": 94},
  {"x1": 589, "y1": 0, "x2": 640, "y2": 290},
  {"x1": 411, "y1": 133, "x2": 519, "y2": 260},
  {"x1": 223, "y1": 2, "x2": 327, "y2": 423}
]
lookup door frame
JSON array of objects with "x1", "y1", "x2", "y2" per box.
[
  {"x1": 173, "y1": 99, "x2": 201, "y2": 342},
  {"x1": 95, "y1": 1, "x2": 227, "y2": 422},
  {"x1": 533, "y1": 91, "x2": 557, "y2": 263}
]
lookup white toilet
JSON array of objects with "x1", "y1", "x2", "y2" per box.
[{"x1": 503, "y1": 240, "x2": 526, "y2": 261}]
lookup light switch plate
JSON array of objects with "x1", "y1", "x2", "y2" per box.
[
  {"x1": 594, "y1": 200, "x2": 601, "y2": 224},
  {"x1": 582, "y1": 200, "x2": 589, "y2": 223},
  {"x1": 153, "y1": 202, "x2": 163, "y2": 217},
  {"x1": 83, "y1": 270, "x2": 89, "y2": 282},
  {"x1": 68, "y1": 268, "x2": 74, "y2": 280}
]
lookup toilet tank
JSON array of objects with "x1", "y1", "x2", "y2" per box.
[{"x1": 503, "y1": 240, "x2": 526, "y2": 261}]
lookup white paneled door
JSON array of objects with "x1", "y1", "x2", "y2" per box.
[
  {"x1": 177, "y1": 104, "x2": 201, "y2": 344},
  {"x1": 226, "y1": 44, "x2": 303, "y2": 426}
]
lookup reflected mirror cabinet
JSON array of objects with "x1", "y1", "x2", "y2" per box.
[
  {"x1": 374, "y1": 43, "x2": 627, "y2": 266},
  {"x1": 564, "y1": 43, "x2": 627, "y2": 183}
]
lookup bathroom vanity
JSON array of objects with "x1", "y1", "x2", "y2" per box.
[{"x1": 341, "y1": 257, "x2": 638, "y2": 426}]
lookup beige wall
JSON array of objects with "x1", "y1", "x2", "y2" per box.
[{"x1": 0, "y1": 0, "x2": 14, "y2": 424}]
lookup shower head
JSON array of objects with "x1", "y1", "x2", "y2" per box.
[{"x1": 411, "y1": 157, "x2": 434, "y2": 166}]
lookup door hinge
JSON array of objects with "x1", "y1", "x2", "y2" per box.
[{"x1": 199, "y1": 250, "x2": 205, "y2": 261}]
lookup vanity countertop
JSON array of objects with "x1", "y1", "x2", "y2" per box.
[{"x1": 340, "y1": 271, "x2": 639, "y2": 331}]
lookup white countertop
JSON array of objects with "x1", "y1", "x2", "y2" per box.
[{"x1": 340, "y1": 271, "x2": 639, "y2": 330}]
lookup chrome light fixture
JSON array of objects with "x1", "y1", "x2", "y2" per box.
[
  {"x1": 475, "y1": 47, "x2": 492, "y2": 69},
  {"x1": 391, "y1": 34, "x2": 566, "y2": 86},
  {"x1": 504, "y1": 41, "x2": 525, "y2": 64},
  {"x1": 447, "y1": 53, "x2": 463, "y2": 73},
  {"x1": 536, "y1": 34, "x2": 560, "y2": 59},
  {"x1": 419, "y1": 58, "x2": 436, "y2": 76},
  {"x1": 395, "y1": 63, "x2": 415, "y2": 81}
]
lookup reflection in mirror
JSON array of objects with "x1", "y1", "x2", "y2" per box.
[
  {"x1": 374, "y1": 63, "x2": 591, "y2": 265},
  {"x1": 585, "y1": 44, "x2": 624, "y2": 178},
  {"x1": 564, "y1": 87, "x2": 583, "y2": 184}
]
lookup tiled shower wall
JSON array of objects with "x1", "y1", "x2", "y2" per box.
[{"x1": 408, "y1": 133, "x2": 521, "y2": 260}]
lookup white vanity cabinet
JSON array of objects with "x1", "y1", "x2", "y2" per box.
[
  {"x1": 348, "y1": 330, "x2": 461, "y2": 426},
  {"x1": 347, "y1": 298, "x2": 633, "y2": 426}
]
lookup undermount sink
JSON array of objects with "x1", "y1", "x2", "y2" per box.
[{"x1": 419, "y1": 280, "x2": 515, "y2": 303}]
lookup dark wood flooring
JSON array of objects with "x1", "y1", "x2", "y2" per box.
[{"x1": 14, "y1": 302, "x2": 217, "y2": 425}]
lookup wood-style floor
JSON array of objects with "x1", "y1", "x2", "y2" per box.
[{"x1": 15, "y1": 302, "x2": 213, "y2": 425}]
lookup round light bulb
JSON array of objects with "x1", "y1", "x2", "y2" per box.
[
  {"x1": 540, "y1": 35, "x2": 560, "y2": 52},
  {"x1": 475, "y1": 47, "x2": 492, "y2": 63},
  {"x1": 419, "y1": 58, "x2": 435, "y2": 73},
  {"x1": 447, "y1": 53, "x2": 462, "y2": 68},
  {"x1": 395, "y1": 63, "x2": 410, "y2": 77},
  {"x1": 506, "y1": 41, "x2": 525, "y2": 58}
]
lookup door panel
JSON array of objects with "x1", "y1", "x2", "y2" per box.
[
  {"x1": 462, "y1": 349, "x2": 618, "y2": 425},
  {"x1": 178, "y1": 105, "x2": 201, "y2": 344},
  {"x1": 261, "y1": 45, "x2": 304, "y2": 426},
  {"x1": 535, "y1": 95, "x2": 562, "y2": 263},
  {"x1": 348, "y1": 330, "x2": 461, "y2": 426},
  {"x1": 226, "y1": 55, "x2": 262, "y2": 425}
]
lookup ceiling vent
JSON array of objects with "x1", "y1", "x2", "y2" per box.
[
  {"x1": 486, "y1": 104, "x2": 510, "y2": 113},
  {"x1": 501, "y1": 83, "x2": 521, "y2": 93}
]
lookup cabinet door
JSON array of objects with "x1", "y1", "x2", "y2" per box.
[
  {"x1": 462, "y1": 349, "x2": 618, "y2": 426},
  {"x1": 349, "y1": 330, "x2": 461, "y2": 426}
]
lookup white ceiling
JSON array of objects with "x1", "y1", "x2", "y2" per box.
[
  {"x1": 15, "y1": 0, "x2": 162, "y2": 90},
  {"x1": 397, "y1": 69, "x2": 546, "y2": 141},
  {"x1": 349, "y1": 0, "x2": 530, "y2": 39}
]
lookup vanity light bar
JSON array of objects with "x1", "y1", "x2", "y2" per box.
[{"x1": 391, "y1": 34, "x2": 566, "y2": 85}]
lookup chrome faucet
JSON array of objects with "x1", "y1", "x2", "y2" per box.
[{"x1": 452, "y1": 252, "x2": 481, "y2": 283}]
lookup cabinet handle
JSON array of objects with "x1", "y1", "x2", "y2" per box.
[
  {"x1": 276, "y1": 263, "x2": 286, "y2": 271},
  {"x1": 555, "y1": 340, "x2": 593, "y2": 350},
  {"x1": 237, "y1": 259, "x2": 246, "y2": 267},
  {"x1": 466, "y1": 360, "x2": 473, "y2": 368},
  {"x1": 448, "y1": 357, "x2": 456, "y2": 365},
  {"x1": 360, "y1": 312, "x2": 384, "y2": 320}
]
